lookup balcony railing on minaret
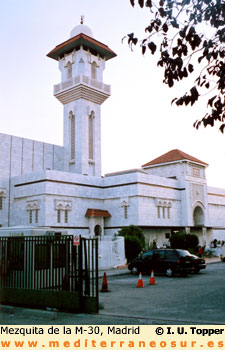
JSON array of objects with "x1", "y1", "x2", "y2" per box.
[{"x1": 54, "y1": 75, "x2": 111, "y2": 95}]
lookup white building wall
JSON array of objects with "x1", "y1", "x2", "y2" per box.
[
  {"x1": 103, "y1": 171, "x2": 184, "y2": 234},
  {"x1": 0, "y1": 134, "x2": 11, "y2": 178},
  {"x1": 0, "y1": 178, "x2": 9, "y2": 227},
  {"x1": 0, "y1": 133, "x2": 64, "y2": 177},
  {"x1": 144, "y1": 162, "x2": 206, "y2": 181},
  {"x1": 137, "y1": 196, "x2": 182, "y2": 227},
  {"x1": 137, "y1": 173, "x2": 182, "y2": 226},
  {"x1": 11, "y1": 170, "x2": 105, "y2": 233},
  {"x1": 143, "y1": 228, "x2": 172, "y2": 248},
  {"x1": 208, "y1": 186, "x2": 225, "y2": 228},
  {"x1": 63, "y1": 98, "x2": 101, "y2": 177},
  {"x1": 144, "y1": 162, "x2": 183, "y2": 179},
  {"x1": 13, "y1": 196, "x2": 44, "y2": 227},
  {"x1": 22, "y1": 138, "x2": 34, "y2": 174}
]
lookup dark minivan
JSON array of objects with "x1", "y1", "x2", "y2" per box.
[{"x1": 128, "y1": 249, "x2": 194, "y2": 277}]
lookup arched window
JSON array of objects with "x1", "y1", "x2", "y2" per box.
[
  {"x1": 35, "y1": 209, "x2": 39, "y2": 223},
  {"x1": 26, "y1": 200, "x2": 39, "y2": 225},
  {"x1": 167, "y1": 207, "x2": 170, "y2": 219},
  {"x1": 65, "y1": 210, "x2": 68, "y2": 223},
  {"x1": 91, "y1": 61, "x2": 97, "y2": 79},
  {"x1": 55, "y1": 201, "x2": 71, "y2": 224},
  {"x1": 0, "y1": 190, "x2": 6, "y2": 210},
  {"x1": 57, "y1": 209, "x2": 61, "y2": 223},
  {"x1": 67, "y1": 62, "x2": 72, "y2": 79},
  {"x1": 89, "y1": 111, "x2": 95, "y2": 160},
  {"x1": 167, "y1": 202, "x2": 171, "y2": 219},
  {"x1": 193, "y1": 205, "x2": 204, "y2": 226},
  {"x1": 69, "y1": 111, "x2": 75, "y2": 160},
  {"x1": 157, "y1": 206, "x2": 161, "y2": 219},
  {"x1": 29, "y1": 210, "x2": 33, "y2": 224},
  {"x1": 122, "y1": 200, "x2": 128, "y2": 219}
]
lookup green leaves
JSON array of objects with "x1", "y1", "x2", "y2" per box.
[
  {"x1": 171, "y1": 18, "x2": 179, "y2": 28},
  {"x1": 148, "y1": 41, "x2": 157, "y2": 54},
  {"x1": 146, "y1": 0, "x2": 152, "y2": 7},
  {"x1": 208, "y1": 96, "x2": 217, "y2": 107},
  {"x1": 118, "y1": 225, "x2": 146, "y2": 262},
  {"x1": 188, "y1": 64, "x2": 194, "y2": 73},
  {"x1": 127, "y1": 33, "x2": 138, "y2": 48},
  {"x1": 127, "y1": 0, "x2": 225, "y2": 132},
  {"x1": 172, "y1": 86, "x2": 199, "y2": 107},
  {"x1": 129, "y1": 0, "x2": 144, "y2": 7},
  {"x1": 162, "y1": 23, "x2": 169, "y2": 33}
]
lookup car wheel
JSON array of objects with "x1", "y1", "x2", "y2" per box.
[
  {"x1": 131, "y1": 266, "x2": 138, "y2": 275},
  {"x1": 194, "y1": 268, "x2": 200, "y2": 274},
  {"x1": 165, "y1": 267, "x2": 173, "y2": 277}
]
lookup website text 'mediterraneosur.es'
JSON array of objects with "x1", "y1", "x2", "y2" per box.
[{"x1": 0, "y1": 338, "x2": 225, "y2": 349}]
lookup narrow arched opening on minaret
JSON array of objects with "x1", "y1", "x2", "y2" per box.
[
  {"x1": 67, "y1": 62, "x2": 72, "y2": 79},
  {"x1": 91, "y1": 61, "x2": 97, "y2": 79}
]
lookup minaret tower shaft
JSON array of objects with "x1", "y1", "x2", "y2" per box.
[{"x1": 47, "y1": 21, "x2": 116, "y2": 177}]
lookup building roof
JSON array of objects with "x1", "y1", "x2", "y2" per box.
[
  {"x1": 85, "y1": 209, "x2": 111, "y2": 218},
  {"x1": 47, "y1": 33, "x2": 117, "y2": 61},
  {"x1": 142, "y1": 149, "x2": 208, "y2": 168}
]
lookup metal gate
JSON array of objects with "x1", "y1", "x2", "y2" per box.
[{"x1": 0, "y1": 235, "x2": 98, "y2": 313}]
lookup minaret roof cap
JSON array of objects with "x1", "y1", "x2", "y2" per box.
[{"x1": 47, "y1": 33, "x2": 117, "y2": 61}]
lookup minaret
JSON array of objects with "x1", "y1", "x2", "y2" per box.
[{"x1": 47, "y1": 19, "x2": 116, "y2": 176}]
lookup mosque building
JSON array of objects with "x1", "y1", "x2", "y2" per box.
[{"x1": 0, "y1": 21, "x2": 224, "y2": 268}]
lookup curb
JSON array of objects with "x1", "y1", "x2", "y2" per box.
[
  {"x1": 0, "y1": 305, "x2": 15, "y2": 314},
  {"x1": 0, "y1": 305, "x2": 57, "y2": 320},
  {"x1": 21, "y1": 308, "x2": 57, "y2": 321},
  {"x1": 99, "y1": 268, "x2": 129, "y2": 278},
  {"x1": 205, "y1": 259, "x2": 221, "y2": 264}
]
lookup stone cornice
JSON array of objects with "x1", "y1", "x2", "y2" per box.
[
  {"x1": 54, "y1": 75, "x2": 111, "y2": 105},
  {"x1": 55, "y1": 83, "x2": 110, "y2": 105}
]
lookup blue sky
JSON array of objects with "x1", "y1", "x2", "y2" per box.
[{"x1": 0, "y1": 0, "x2": 225, "y2": 187}]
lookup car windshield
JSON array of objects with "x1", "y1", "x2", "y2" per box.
[{"x1": 177, "y1": 250, "x2": 191, "y2": 257}]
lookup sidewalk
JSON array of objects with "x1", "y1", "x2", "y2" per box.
[
  {"x1": 205, "y1": 256, "x2": 221, "y2": 264},
  {"x1": 99, "y1": 265, "x2": 129, "y2": 277}
]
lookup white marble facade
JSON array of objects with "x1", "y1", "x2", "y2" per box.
[{"x1": 0, "y1": 23, "x2": 225, "y2": 268}]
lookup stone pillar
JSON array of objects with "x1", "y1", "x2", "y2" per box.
[{"x1": 185, "y1": 227, "x2": 190, "y2": 234}]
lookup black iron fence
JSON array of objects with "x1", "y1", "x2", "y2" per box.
[{"x1": 0, "y1": 235, "x2": 98, "y2": 313}]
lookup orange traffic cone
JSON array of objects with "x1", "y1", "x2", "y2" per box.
[
  {"x1": 149, "y1": 270, "x2": 156, "y2": 285},
  {"x1": 136, "y1": 272, "x2": 144, "y2": 288},
  {"x1": 100, "y1": 272, "x2": 110, "y2": 292}
]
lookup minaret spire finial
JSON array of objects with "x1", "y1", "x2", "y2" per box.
[{"x1": 80, "y1": 15, "x2": 85, "y2": 24}]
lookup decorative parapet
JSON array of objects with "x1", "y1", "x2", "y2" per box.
[{"x1": 54, "y1": 75, "x2": 111, "y2": 95}]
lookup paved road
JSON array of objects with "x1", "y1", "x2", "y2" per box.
[
  {"x1": 99, "y1": 262, "x2": 225, "y2": 324},
  {"x1": 1, "y1": 263, "x2": 225, "y2": 325}
]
